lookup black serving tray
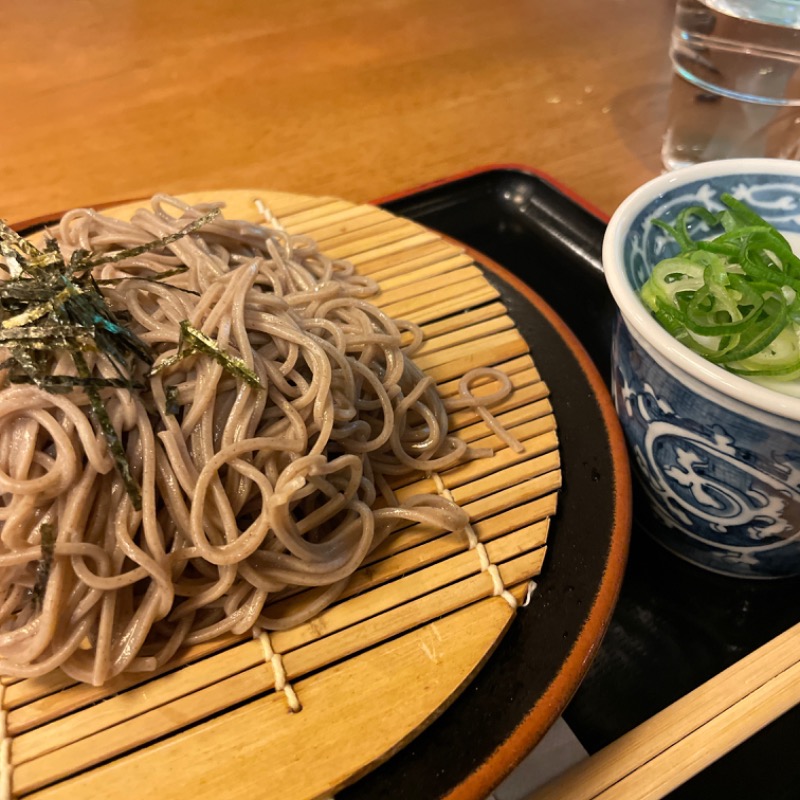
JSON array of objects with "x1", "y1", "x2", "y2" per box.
[{"x1": 379, "y1": 167, "x2": 800, "y2": 800}]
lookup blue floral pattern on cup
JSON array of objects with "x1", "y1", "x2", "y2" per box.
[
  {"x1": 613, "y1": 168, "x2": 800, "y2": 578},
  {"x1": 624, "y1": 174, "x2": 800, "y2": 292},
  {"x1": 613, "y1": 321, "x2": 800, "y2": 578}
]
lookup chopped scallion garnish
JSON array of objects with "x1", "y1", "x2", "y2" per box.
[{"x1": 639, "y1": 194, "x2": 800, "y2": 379}]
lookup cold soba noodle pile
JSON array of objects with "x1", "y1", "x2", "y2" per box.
[{"x1": 0, "y1": 196, "x2": 487, "y2": 686}]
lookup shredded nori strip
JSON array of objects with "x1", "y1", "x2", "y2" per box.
[
  {"x1": 152, "y1": 321, "x2": 265, "y2": 390},
  {"x1": 0, "y1": 323, "x2": 86, "y2": 338},
  {"x1": 95, "y1": 264, "x2": 199, "y2": 293},
  {"x1": 180, "y1": 322, "x2": 264, "y2": 389},
  {"x1": 9, "y1": 374, "x2": 147, "y2": 390},
  {"x1": 0, "y1": 220, "x2": 42, "y2": 263},
  {"x1": 79, "y1": 208, "x2": 221, "y2": 271},
  {"x1": 31, "y1": 523, "x2": 55, "y2": 609},
  {"x1": 164, "y1": 384, "x2": 180, "y2": 417},
  {"x1": 73, "y1": 348, "x2": 143, "y2": 508},
  {"x1": 0, "y1": 208, "x2": 223, "y2": 507}
]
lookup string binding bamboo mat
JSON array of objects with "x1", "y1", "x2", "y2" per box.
[{"x1": 1, "y1": 189, "x2": 562, "y2": 800}]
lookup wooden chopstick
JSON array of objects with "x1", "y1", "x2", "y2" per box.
[{"x1": 526, "y1": 619, "x2": 800, "y2": 800}]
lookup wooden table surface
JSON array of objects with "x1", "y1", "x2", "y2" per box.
[{"x1": 2, "y1": 0, "x2": 675, "y2": 224}]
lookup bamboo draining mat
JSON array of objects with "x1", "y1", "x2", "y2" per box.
[{"x1": 4, "y1": 190, "x2": 561, "y2": 800}]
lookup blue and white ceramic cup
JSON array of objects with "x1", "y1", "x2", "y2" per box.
[{"x1": 603, "y1": 159, "x2": 800, "y2": 578}]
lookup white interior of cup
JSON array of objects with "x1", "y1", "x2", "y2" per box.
[{"x1": 603, "y1": 158, "x2": 800, "y2": 422}]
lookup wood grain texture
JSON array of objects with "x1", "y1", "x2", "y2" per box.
[
  {"x1": 6, "y1": 190, "x2": 560, "y2": 800},
  {"x1": 0, "y1": 0, "x2": 672, "y2": 226}
]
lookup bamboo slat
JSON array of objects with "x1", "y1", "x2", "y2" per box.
[
  {"x1": 373, "y1": 252, "x2": 474, "y2": 284},
  {"x1": 30, "y1": 585, "x2": 532, "y2": 800},
  {"x1": 414, "y1": 313, "x2": 516, "y2": 357},
  {"x1": 6, "y1": 190, "x2": 563, "y2": 800},
  {"x1": 281, "y1": 204, "x2": 385, "y2": 238},
  {"x1": 348, "y1": 240, "x2": 456, "y2": 276}
]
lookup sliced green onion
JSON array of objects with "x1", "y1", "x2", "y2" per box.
[{"x1": 638, "y1": 195, "x2": 800, "y2": 380}]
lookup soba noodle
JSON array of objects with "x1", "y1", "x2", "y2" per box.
[{"x1": 0, "y1": 195, "x2": 480, "y2": 686}]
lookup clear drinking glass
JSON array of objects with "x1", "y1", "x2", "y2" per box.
[{"x1": 662, "y1": 0, "x2": 800, "y2": 169}]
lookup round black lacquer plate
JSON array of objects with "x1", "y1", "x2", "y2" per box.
[{"x1": 340, "y1": 249, "x2": 632, "y2": 800}]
